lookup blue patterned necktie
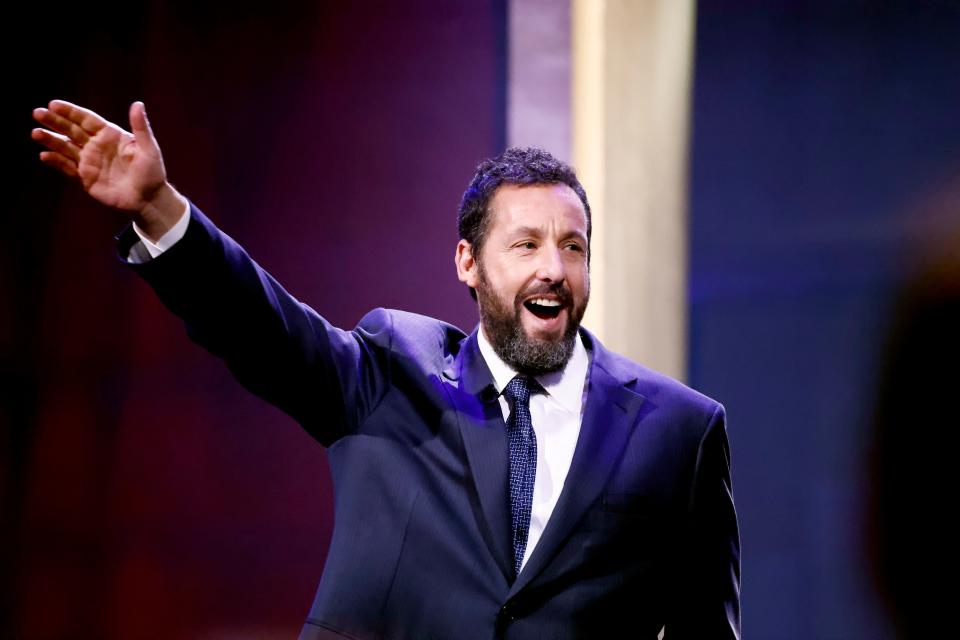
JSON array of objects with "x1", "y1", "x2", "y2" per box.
[{"x1": 503, "y1": 375, "x2": 539, "y2": 577}]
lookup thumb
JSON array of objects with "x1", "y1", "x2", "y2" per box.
[{"x1": 129, "y1": 101, "x2": 156, "y2": 143}]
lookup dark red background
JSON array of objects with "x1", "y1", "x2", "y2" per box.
[{"x1": 4, "y1": 2, "x2": 505, "y2": 637}]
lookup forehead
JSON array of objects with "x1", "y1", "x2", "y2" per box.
[{"x1": 487, "y1": 183, "x2": 587, "y2": 235}]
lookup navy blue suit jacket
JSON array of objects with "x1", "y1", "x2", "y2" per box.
[{"x1": 120, "y1": 204, "x2": 740, "y2": 639}]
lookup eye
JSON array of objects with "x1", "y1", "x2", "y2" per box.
[
  {"x1": 515, "y1": 241, "x2": 537, "y2": 250},
  {"x1": 564, "y1": 242, "x2": 585, "y2": 252}
]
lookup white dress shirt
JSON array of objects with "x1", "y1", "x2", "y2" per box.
[
  {"x1": 127, "y1": 199, "x2": 191, "y2": 263},
  {"x1": 129, "y1": 202, "x2": 592, "y2": 573},
  {"x1": 477, "y1": 326, "x2": 589, "y2": 572}
]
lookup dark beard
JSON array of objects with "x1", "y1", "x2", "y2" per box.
[{"x1": 476, "y1": 265, "x2": 587, "y2": 376}]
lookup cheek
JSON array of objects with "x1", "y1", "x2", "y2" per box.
[
  {"x1": 495, "y1": 263, "x2": 534, "y2": 290},
  {"x1": 569, "y1": 265, "x2": 589, "y2": 294}
]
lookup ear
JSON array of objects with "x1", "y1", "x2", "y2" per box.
[{"x1": 455, "y1": 239, "x2": 479, "y2": 289}]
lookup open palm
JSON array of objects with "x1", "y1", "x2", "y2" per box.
[{"x1": 32, "y1": 100, "x2": 167, "y2": 212}]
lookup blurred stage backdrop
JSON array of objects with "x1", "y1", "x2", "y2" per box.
[{"x1": 4, "y1": 1, "x2": 960, "y2": 638}]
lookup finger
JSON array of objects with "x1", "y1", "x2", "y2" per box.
[
  {"x1": 46, "y1": 99, "x2": 108, "y2": 136},
  {"x1": 31, "y1": 128, "x2": 81, "y2": 163},
  {"x1": 33, "y1": 107, "x2": 92, "y2": 146},
  {"x1": 128, "y1": 101, "x2": 157, "y2": 146},
  {"x1": 39, "y1": 151, "x2": 78, "y2": 177}
]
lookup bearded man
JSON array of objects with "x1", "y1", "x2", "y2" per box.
[{"x1": 32, "y1": 99, "x2": 740, "y2": 639}]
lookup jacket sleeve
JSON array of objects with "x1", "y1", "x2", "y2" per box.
[
  {"x1": 118, "y1": 202, "x2": 391, "y2": 446},
  {"x1": 664, "y1": 403, "x2": 742, "y2": 639}
]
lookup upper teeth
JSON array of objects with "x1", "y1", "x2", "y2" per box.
[{"x1": 530, "y1": 298, "x2": 560, "y2": 307}]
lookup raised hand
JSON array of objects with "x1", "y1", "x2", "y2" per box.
[{"x1": 32, "y1": 100, "x2": 184, "y2": 240}]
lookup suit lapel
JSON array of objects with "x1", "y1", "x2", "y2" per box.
[
  {"x1": 507, "y1": 334, "x2": 645, "y2": 598},
  {"x1": 442, "y1": 330, "x2": 514, "y2": 583}
]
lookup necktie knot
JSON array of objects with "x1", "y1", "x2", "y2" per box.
[{"x1": 504, "y1": 375, "x2": 537, "y2": 408}]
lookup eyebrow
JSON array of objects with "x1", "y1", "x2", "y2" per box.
[
  {"x1": 507, "y1": 226, "x2": 588, "y2": 243},
  {"x1": 508, "y1": 225, "x2": 545, "y2": 237}
]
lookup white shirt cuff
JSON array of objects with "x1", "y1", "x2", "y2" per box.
[{"x1": 127, "y1": 199, "x2": 191, "y2": 263}]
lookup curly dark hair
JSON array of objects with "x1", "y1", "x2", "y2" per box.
[{"x1": 456, "y1": 147, "x2": 592, "y2": 299}]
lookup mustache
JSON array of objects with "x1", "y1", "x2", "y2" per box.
[{"x1": 515, "y1": 282, "x2": 574, "y2": 307}]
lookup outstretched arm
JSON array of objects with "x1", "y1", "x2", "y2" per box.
[
  {"x1": 32, "y1": 100, "x2": 390, "y2": 445},
  {"x1": 32, "y1": 100, "x2": 184, "y2": 241}
]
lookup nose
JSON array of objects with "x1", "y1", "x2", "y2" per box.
[{"x1": 535, "y1": 245, "x2": 565, "y2": 284}]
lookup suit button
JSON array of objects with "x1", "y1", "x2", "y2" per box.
[{"x1": 499, "y1": 603, "x2": 516, "y2": 622}]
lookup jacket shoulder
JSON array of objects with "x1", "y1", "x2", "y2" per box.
[
  {"x1": 594, "y1": 340, "x2": 723, "y2": 424},
  {"x1": 356, "y1": 308, "x2": 467, "y2": 372}
]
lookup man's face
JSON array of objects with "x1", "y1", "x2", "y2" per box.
[{"x1": 456, "y1": 183, "x2": 590, "y2": 375}]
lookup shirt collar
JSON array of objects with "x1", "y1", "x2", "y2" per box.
[{"x1": 477, "y1": 325, "x2": 589, "y2": 415}]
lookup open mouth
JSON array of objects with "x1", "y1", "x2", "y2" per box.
[{"x1": 523, "y1": 297, "x2": 564, "y2": 320}]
